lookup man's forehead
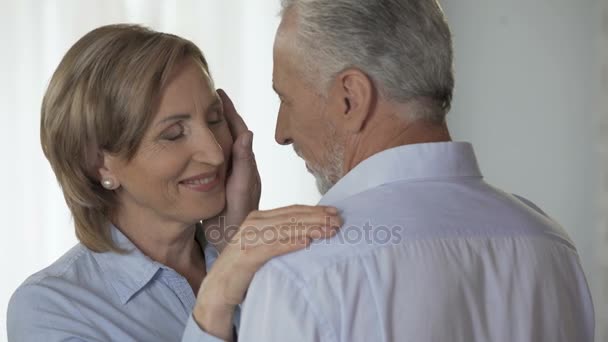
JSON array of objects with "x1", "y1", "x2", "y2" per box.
[
  {"x1": 272, "y1": 48, "x2": 301, "y2": 93},
  {"x1": 274, "y1": 25, "x2": 294, "y2": 54},
  {"x1": 273, "y1": 26, "x2": 301, "y2": 73},
  {"x1": 273, "y1": 9, "x2": 302, "y2": 87},
  {"x1": 274, "y1": 6, "x2": 299, "y2": 51},
  {"x1": 272, "y1": 36, "x2": 293, "y2": 80},
  {"x1": 271, "y1": 59, "x2": 286, "y2": 92},
  {"x1": 278, "y1": 6, "x2": 298, "y2": 33}
]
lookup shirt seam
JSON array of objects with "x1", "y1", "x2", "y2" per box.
[
  {"x1": 23, "y1": 245, "x2": 88, "y2": 286},
  {"x1": 360, "y1": 257, "x2": 388, "y2": 342},
  {"x1": 322, "y1": 176, "x2": 484, "y2": 205},
  {"x1": 267, "y1": 260, "x2": 338, "y2": 342}
]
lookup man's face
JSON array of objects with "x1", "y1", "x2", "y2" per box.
[{"x1": 272, "y1": 23, "x2": 344, "y2": 194}]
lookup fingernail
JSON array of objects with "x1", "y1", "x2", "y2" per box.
[
  {"x1": 241, "y1": 131, "x2": 253, "y2": 148},
  {"x1": 325, "y1": 207, "x2": 338, "y2": 215}
]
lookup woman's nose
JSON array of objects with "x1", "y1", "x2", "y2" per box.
[{"x1": 192, "y1": 129, "x2": 225, "y2": 166}]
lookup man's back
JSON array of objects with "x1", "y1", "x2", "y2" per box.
[{"x1": 238, "y1": 142, "x2": 594, "y2": 341}]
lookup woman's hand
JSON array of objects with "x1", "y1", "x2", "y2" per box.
[
  {"x1": 193, "y1": 205, "x2": 342, "y2": 341},
  {"x1": 203, "y1": 89, "x2": 261, "y2": 253}
]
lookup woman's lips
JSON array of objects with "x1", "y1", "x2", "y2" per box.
[{"x1": 180, "y1": 173, "x2": 221, "y2": 192}]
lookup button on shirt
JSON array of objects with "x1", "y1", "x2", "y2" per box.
[
  {"x1": 7, "y1": 225, "x2": 228, "y2": 342},
  {"x1": 238, "y1": 142, "x2": 595, "y2": 342}
]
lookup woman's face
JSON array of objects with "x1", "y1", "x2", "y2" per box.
[{"x1": 104, "y1": 59, "x2": 232, "y2": 226}]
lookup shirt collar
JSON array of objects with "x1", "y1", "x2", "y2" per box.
[
  {"x1": 319, "y1": 141, "x2": 483, "y2": 206},
  {"x1": 92, "y1": 224, "x2": 212, "y2": 305}
]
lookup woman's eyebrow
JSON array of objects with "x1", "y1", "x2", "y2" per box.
[
  {"x1": 156, "y1": 113, "x2": 191, "y2": 127},
  {"x1": 155, "y1": 96, "x2": 221, "y2": 127}
]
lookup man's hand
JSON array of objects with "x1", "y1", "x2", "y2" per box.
[{"x1": 203, "y1": 89, "x2": 262, "y2": 252}]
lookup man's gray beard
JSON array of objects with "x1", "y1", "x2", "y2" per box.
[{"x1": 312, "y1": 141, "x2": 344, "y2": 195}]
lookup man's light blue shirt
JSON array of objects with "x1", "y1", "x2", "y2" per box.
[
  {"x1": 7, "y1": 225, "x2": 227, "y2": 341},
  {"x1": 238, "y1": 142, "x2": 595, "y2": 341}
]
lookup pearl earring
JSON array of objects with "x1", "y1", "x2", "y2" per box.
[{"x1": 101, "y1": 178, "x2": 115, "y2": 190}]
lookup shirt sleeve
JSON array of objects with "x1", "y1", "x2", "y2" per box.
[
  {"x1": 180, "y1": 314, "x2": 227, "y2": 342},
  {"x1": 9, "y1": 283, "x2": 233, "y2": 342},
  {"x1": 7, "y1": 284, "x2": 105, "y2": 342},
  {"x1": 237, "y1": 262, "x2": 334, "y2": 342}
]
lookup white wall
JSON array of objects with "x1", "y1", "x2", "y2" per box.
[{"x1": 441, "y1": 0, "x2": 602, "y2": 339}]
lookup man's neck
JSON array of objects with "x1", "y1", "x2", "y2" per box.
[{"x1": 342, "y1": 111, "x2": 452, "y2": 174}]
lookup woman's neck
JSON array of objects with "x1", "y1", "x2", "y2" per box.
[{"x1": 111, "y1": 203, "x2": 206, "y2": 292}]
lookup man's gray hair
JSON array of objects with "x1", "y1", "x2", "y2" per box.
[{"x1": 280, "y1": 0, "x2": 454, "y2": 122}]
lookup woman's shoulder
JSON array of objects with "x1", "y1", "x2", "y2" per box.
[
  {"x1": 7, "y1": 244, "x2": 110, "y2": 341},
  {"x1": 8, "y1": 243, "x2": 104, "y2": 313},
  {"x1": 18, "y1": 243, "x2": 93, "y2": 288}
]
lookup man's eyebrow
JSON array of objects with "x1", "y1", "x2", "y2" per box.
[{"x1": 272, "y1": 84, "x2": 283, "y2": 96}]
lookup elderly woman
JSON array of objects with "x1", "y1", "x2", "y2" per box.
[{"x1": 7, "y1": 24, "x2": 341, "y2": 341}]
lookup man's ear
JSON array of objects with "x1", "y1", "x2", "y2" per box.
[{"x1": 328, "y1": 68, "x2": 375, "y2": 134}]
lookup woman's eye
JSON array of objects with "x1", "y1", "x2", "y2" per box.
[{"x1": 162, "y1": 124, "x2": 185, "y2": 141}]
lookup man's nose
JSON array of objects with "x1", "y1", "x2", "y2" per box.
[
  {"x1": 275, "y1": 112, "x2": 293, "y2": 145},
  {"x1": 192, "y1": 129, "x2": 225, "y2": 166}
]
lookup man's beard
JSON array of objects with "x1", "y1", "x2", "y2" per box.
[
  {"x1": 311, "y1": 141, "x2": 344, "y2": 195},
  {"x1": 295, "y1": 140, "x2": 344, "y2": 196}
]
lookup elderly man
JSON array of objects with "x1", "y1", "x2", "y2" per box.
[{"x1": 238, "y1": 0, "x2": 595, "y2": 341}]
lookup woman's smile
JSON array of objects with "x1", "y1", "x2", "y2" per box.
[{"x1": 179, "y1": 172, "x2": 222, "y2": 192}]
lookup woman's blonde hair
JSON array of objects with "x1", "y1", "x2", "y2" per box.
[{"x1": 41, "y1": 24, "x2": 210, "y2": 253}]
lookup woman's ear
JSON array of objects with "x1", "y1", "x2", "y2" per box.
[
  {"x1": 331, "y1": 68, "x2": 376, "y2": 134},
  {"x1": 97, "y1": 151, "x2": 121, "y2": 190}
]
